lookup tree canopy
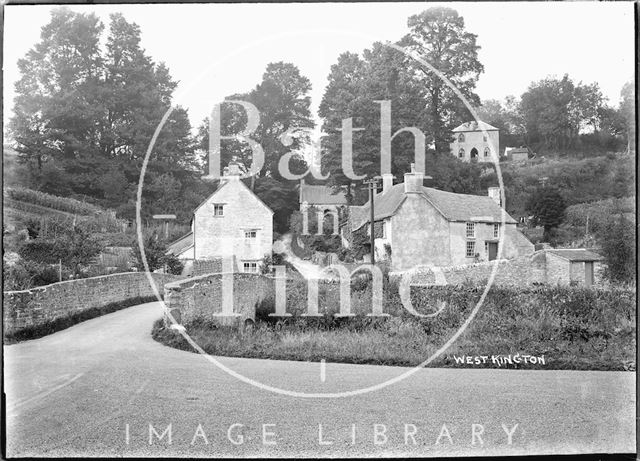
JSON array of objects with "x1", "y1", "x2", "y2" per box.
[{"x1": 9, "y1": 7, "x2": 205, "y2": 223}]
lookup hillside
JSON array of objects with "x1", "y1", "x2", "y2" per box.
[
  {"x1": 3, "y1": 186, "x2": 127, "y2": 235},
  {"x1": 500, "y1": 153, "x2": 634, "y2": 219}
]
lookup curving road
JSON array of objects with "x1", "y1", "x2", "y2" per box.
[{"x1": 3, "y1": 302, "x2": 636, "y2": 457}]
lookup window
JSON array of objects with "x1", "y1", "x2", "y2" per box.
[
  {"x1": 458, "y1": 148, "x2": 465, "y2": 158},
  {"x1": 466, "y1": 222, "x2": 475, "y2": 238},
  {"x1": 242, "y1": 262, "x2": 258, "y2": 273},
  {"x1": 466, "y1": 241, "x2": 476, "y2": 258},
  {"x1": 458, "y1": 133, "x2": 465, "y2": 143},
  {"x1": 214, "y1": 204, "x2": 224, "y2": 216},
  {"x1": 484, "y1": 147, "x2": 490, "y2": 157},
  {"x1": 493, "y1": 223, "x2": 500, "y2": 238},
  {"x1": 244, "y1": 230, "x2": 257, "y2": 239},
  {"x1": 483, "y1": 136, "x2": 487, "y2": 142}
]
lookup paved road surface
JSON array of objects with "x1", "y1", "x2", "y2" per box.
[{"x1": 4, "y1": 302, "x2": 636, "y2": 457}]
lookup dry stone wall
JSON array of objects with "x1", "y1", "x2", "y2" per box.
[
  {"x1": 4, "y1": 272, "x2": 179, "y2": 336},
  {"x1": 163, "y1": 272, "x2": 275, "y2": 327}
]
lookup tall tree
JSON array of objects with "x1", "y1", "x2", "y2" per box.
[
  {"x1": 9, "y1": 8, "x2": 200, "y2": 223},
  {"x1": 195, "y1": 62, "x2": 314, "y2": 232},
  {"x1": 525, "y1": 186, "x2": 566, "y2": 242},
  {"x1": 9, "y1": 7, "x2": 104, "y2": 188},
  {"x1": 520, "y1": 75, "x2": 605, "y2": 151},
  {"x1": 319, "y1": 44, "x2": 427, "y2": 201},
  {"x1": 400, "y1": 7, "x2": 484, "y2": 153}
]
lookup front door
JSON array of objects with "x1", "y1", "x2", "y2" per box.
[
  {"x1": 487, "y1": 242, "x2": 498, "y2": 261},
  {"x1": 585, "y1": 261, "x2": 594, "y2": 286}
]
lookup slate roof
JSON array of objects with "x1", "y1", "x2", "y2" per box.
[
  {"x1": 351, "y1": 184, "x2": 516, "y2": 230},
  {"x1": 545, "y1": 249, "x2": 603, "y2": 262},
  {"x1": 166, "y1": 232, "x2": 193, "y2": 256},
  {"x1": 299, "y1": 184, "x2": 348, "y2": 206},
  {"x1": 509, "y1": 147, "x2": 530, "y2": 154},
  {"x1": 452, "y1": 121, "x2": 499, "y2": 132}
]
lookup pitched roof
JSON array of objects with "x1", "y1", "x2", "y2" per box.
[
  {"x1": 509, "y1": 147, "x2": 530, "y2": 154},
  {"x1": 166, "y1": 232, "x2": 193, "y2": 256},
  {"x1": 452, "y1": 121, "x2": 499, "y2": 132},
  {"x1": 352, "y1": 184, "x2": 516, "y2": 230},
  {"x1": 299, "y1": 184, "x2": 348, "y2": 206},
  {"x1": 546, "y1": 249, "x2": 603, "y2": 262},
  {"x1": 194, "y1": 178, "x2": 273, "y2": 215}
]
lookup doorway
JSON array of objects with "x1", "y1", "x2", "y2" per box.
[
  {"x1": 470, "y1": 148, "x2": 478, "y2": 159},
  {"x1": 487, "y1": 242, "x2": 498, "y2": 261},
  {"x1": 585, "y1": 261, "x2": 594, "y2": 286}
]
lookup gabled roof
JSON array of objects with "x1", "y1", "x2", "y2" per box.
[
  {"x1": 166, "y1": 232, "x2": 193, "y2": 256},
  {"x1": 299, "y1": 184, "x2": 348, "y2": 206},
  {"x1": 352, "y1": 184, "x2": 516, "y2": 230},
  {"x1": 509, "y1": 147, "x2": 530, "y2": 154},
  {"x1": 194, "y1": 178, "x2": 273, "y2": 215},
  {"x1": 546, "y1": 249, "x2": 603, "y2": 262},
  {"x1": 452, "y1": 121, "x2": 499, "y2": 132}
]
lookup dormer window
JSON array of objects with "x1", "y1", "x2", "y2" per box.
[
  {"x1": 214, "y1": 204, "x2": 224, "y2": 216},
  {"x1": 458, "y1": 133, "x2": 465, "y2": 143}
]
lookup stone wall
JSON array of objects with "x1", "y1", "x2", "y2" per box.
[
  {"x1": 191, "y1": 259, "x2": 223, "y2": 277},
  {"x1": 163, "y1": 272, "x2": 275, "y2": 327},
  {"x1": 392, "y1": 250, "x2": 602, "y2": 288},
  {"x1": 4, "y1": 272, "x2": 179, "y2": 336}
]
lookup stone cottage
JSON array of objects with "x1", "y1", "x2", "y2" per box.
[
  {"x1": 449, "y1": 120, "x2": 499, "y2": 163},
  {"x1": 342, "y1": 165, "x2": 534, "y2": 272},
  {"x1": 166, "y1": 161, "x2": 273, "y2": 273}
]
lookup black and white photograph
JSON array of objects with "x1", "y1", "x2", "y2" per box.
[{"x1": 2, "y1": 1, "x2": 637, "y2": 458}]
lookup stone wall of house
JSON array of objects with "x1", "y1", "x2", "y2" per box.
[
  {"x1": 163, "y1": 272, "x2": 275, "y2": 327},
  {"x1": 193, "y1": 176, "x2": 273, "y2": 270},
  {"x1": 449, "y1": 128, "x2": 500, "y2": 163},
  {"x1": 391, "y1": 195, "x2": 452, "y2": 271},
  {"x1": 4, "y1": 272, "x2": 179, "y2": 335}
]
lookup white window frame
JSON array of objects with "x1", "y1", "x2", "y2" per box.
[
  {"x1": 244, "y1": 230, "x2": 257, "y2": 239},
  {"x1": 213, "y1": 204, "x2": 224, "y2": 216},
  {"x1": 466, "y1": 241, "x2": 476, "y2": 258},
  {"x1": 242, "y1": 261, "x2": 258, "y2": 273},
  {"x1": 493, "y1": 223, "x2": 500, "y2": 238},
  {"x1": 466, "y1": 222, "x2": 475, "y2": 238}
]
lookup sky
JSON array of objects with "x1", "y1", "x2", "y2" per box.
[{"x1": 3, "y1": 2, "x2": 635, "y2": 139}]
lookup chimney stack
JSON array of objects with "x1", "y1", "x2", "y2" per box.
[
  {"x1": 381, "y1": 173, "x2": 393, "y2": 194},
  {"x1": 488, "y1": 186, "x2": 501, "y2": 206},
  {"x1": 223, "y1": 160, "x2": 242, "y2": 180},
  {"x1": 404, "y1": 163, "x2": 424, "y2": 194}
]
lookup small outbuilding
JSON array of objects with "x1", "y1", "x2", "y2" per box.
[{"x1": 544, "y1": 249, "x2": 603, "y2": 287}]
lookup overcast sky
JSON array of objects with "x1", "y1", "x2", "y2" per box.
[{"x1": 3, "y1": 2, "x2": 635, "y2": 136}]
